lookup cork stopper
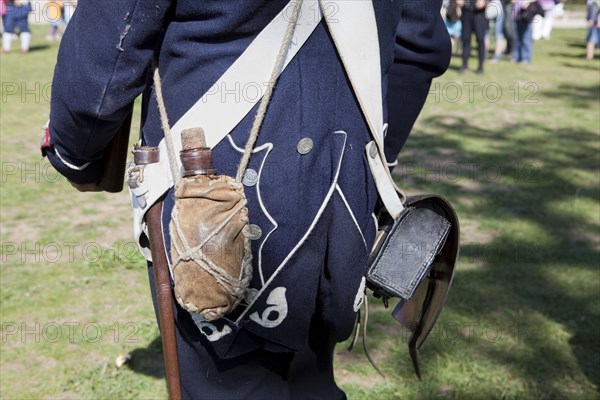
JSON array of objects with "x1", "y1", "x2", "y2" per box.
[
  {"x1": 181, "y1": 128, "x2": 206, "y2": 150},
  {"x1": 179, "y1": 127, "x2": 216, "y2": 177}
]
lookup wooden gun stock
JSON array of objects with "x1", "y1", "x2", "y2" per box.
[{"x1": 97, "y1": 110, "x2": 134, "y2": 193}]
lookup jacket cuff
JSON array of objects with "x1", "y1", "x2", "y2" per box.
[{"x1": 41, "y1": 124, "x2": 104, "y2": 184}]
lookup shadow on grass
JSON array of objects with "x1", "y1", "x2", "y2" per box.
[
  {"x1": 542, "y1": 82, "x2": 600, "y2": 109},
  {"x1": 27, "y1": 44, "x2": 52, "y2": 53},
  {"x1": 567, "y1": 41, "x2": 588, "y2": 49},
  {"x1": 548, "y1": 52, "x2": 589, "y2": 59},
  {"x1": 384, "y1": 115, "x2": 599, "y2": 396},
  {"x1": 561, "y1": 61, "x2": 600, "y2": 71},
  {"x1": 126, "y1": 336, "x2": 165, "y2": 379}
]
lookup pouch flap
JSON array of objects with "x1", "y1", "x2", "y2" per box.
[{"x1": 367, "y1": 200, "x2": 451, "y2": 300}]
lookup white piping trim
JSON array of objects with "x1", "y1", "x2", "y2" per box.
[
  {"x1": 226, "y1": 134, "x2": 270, "y2": 154},
  {"x1": 335, "y1": 184, "x2": 367, "y2": 250},
  {"x1": 226, "y1": 135, "x2": 277, "y2": 286},
  {"x1": 236, "y1": 131, "x2": 348, "y2": 322},
  {"x1": 54, "y1": 148, "x2": 91, "y2": 170},
  {"x1": 255, "y1": 150, "x2": 277, "y2": 286},
  {"x1": 371, "y1": 212, "x2": 379, "y2": 233}
]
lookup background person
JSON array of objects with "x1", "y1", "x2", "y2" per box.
[
  {"x1": 586, "y1": 0, "x2": 600, "y2": 59},
  {"x1": 458, "y1": 0, "x2": 489, "y2": 74},
  {"x1": 1, "y1": 0, "x2": 31, "y2": 55},
  {"x1": 503, "y1": 0, "x2": 516, "y2": 58},
  {"x1": 446, "y1": 0, "x2": 463, "y2": 56},
  {"x1": 532, "y1": 0, "x2": 557, "y2": 40},
  {"x1": 45, "y1": 0, "x2": 63, "y2": 41},
  {"x1": 1, "y1": 0, "x2": 6, "y2": 33},
  {"x1": 511, "y1": 0, "x2": 535, "y2": 63},
  {"x1": 489, "y1": 0, "x2": 507, "y2": 62},
  {"x1": 62, "y1": 0, "x2": 76, "y2": 25}
]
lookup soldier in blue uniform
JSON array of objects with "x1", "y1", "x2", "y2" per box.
[{"x1": 42, "y1": 1, "x2": 450, "y2": 398}]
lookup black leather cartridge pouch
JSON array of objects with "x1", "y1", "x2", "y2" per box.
[{"x1": 366, "y1": 200, "x2": 451, "y2": 302}]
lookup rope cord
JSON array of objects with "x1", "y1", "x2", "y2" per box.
[
  {"x1": 170, "y1": 198, "x2": 252, "y2": 297},
  {"x1": 235, "y1": 0, "x2": 303, "y2": 182},
  {"x1": 153, "y1": 68, "x2": 180, "y2": 186}
]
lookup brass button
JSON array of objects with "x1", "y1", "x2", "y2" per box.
[
  {"x1": 248, "y1": 224, "x2": 262, "y2": 240},
  {"x1": 242, "y1": 169, "x2": 258, "y2": 187},
  {"x1": 297, "y1": 138, "x2": 313, "y2": 155}
]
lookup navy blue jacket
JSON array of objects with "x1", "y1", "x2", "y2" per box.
[
  {"x1": 45, "y1": 0, "x2": 450, "y2": 359},
  {"x1": 385, "y1": 0, "x2": 451, "y2": 160}
]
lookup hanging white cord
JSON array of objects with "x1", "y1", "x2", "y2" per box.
[
  {"x1": 235, "y1": 0, "x2": 303, "y2": 182},
  {"x1": 153, "y1": 68, "x2": 180, "y2": 185}
]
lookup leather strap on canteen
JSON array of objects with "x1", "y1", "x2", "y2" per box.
[
  {"x1": 146, "y1": 201, "x2": 182, "y2": 400},
  {"x1": 133, "y1": 146, "x2": 160, "y2": 165}
]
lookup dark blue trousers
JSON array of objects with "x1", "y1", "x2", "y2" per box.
[
  {"x1": 146, "y1": 193, "x2": 367, "y2": 399},
  {"x1": 4, "y1": 4, "x2": 30, "y2": 34}
]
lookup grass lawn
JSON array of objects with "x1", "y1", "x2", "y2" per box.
[{"x1": 1, "y1": 25, "x2": 599, "y2": 399}]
